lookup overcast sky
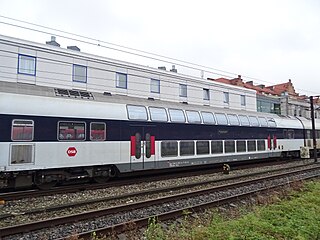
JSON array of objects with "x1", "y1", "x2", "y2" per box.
[{"x1": 1, "y1": 0, "x2": 320, "y2": 95}]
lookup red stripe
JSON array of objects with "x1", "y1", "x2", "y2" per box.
[
  {"x1": 273, "y1": 135, "x2": 277, "y2": 149},
  {"x1": 131, "y1": 136, "x2": 136, "y2": 156},
  {"x1": 267, "y1": 135, "x2": 271, "y2": 149},
  {"x1": 150, "y1": 136, "x2": 155, "y2": 155}
]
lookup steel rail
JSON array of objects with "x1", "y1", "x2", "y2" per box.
[{"x1": 0, "y1": 165, "x2": 319, "y2": 239}]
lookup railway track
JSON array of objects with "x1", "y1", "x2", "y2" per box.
[
  {"x1": 0, "y1": 163, "x2": 319, "y2": 239},
  {"x1": 0, "y1": 159, "x2": 291, "y2": 200}
]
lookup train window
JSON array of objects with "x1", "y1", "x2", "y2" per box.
[
  {"x1": 306, "y1": 130, "x2": 311, "y2": 139},
  {"x1": 267, "y1": 118, "x2": 277, "y2": 127},
  {"x1": 11, "y1": 120, "x2": 34, "y2": 141},
  {"x1": 249, "y1": 116, "x2": 259, "y2": 127},
  {"x1": 211, "y1": 141, "x2": 223, "y2": 154},
  {"x1": 201, "y1": 112, "x2": 216, "y2": 124},
  {"x1": 247, "y1": 140, "x2": 256, "y2": 151},
  {"x1": 127, "y1": 105, "x2": 148, "y2": 120},
  {"x1": 149, "y1": 107, "x2": 168, "y2": 122},
  {"x1": 283, "y1": 130, "x2": 287, "y2": 139},
  {"x1": 180, "y1": 141, "x2": 195, "y2": 156},
  {"x1": 238, "y1": 115, "x2": 250, "y2": 126},
  {"x1": 161, "y1": 141, "x2": 178, "y2": 157},
  {"x1": 135, "y1": 133, "x2": 142, "y2": 159},
  {"x1": 317, "y1": 130, "x2": 320, "y2": 139},
  {"x1": 287, "y1": 130, "x2": 295, "y2": 139},
  {"x1": 145, "y1": 133, "x2": 151, "y2": 158},
  {"x1": 196, "y1": 141, "x2": 209, "y2": 155},
  {"x1": 168, "y1": 109, "x2": 186, "y2": 123},
  {"x1": 11, "y1": 144, "x2": 34, "y2": 164},
  {"x1": 257, "y1": 140, "x2": 266, "y2": 151},
  {"x1": 186, "y1": 111, "x2": 201, "y2": 124},
  {"x1": 236, "y1": 140, "x2": 246, "y2": 152},
  {"x1": 90, "y1": 122, "x2": 106, "y2": 141},
  {"x1": 58, "y1": 122, "x2": 85, "y2": 141},
  {"x1": 258, "y1": 117, "x2": 268, "y2": 127},
  {"x1": 227, "y1": 114, "x2": 240, "y2": 126},
  {"x1": 225, "y1": 140, "x2": 235, "y2": 153},
  {"x1": 215, "y1": 113, "x2": 228, "y2": 125}
]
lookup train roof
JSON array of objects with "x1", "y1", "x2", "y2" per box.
[{"x1": 1, "y1": 81, "x2": 316, "y2": 129}]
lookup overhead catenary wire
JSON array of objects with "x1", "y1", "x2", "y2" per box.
[{"x1": 0, "y1": 15, "x2": 319, "y2": 96}]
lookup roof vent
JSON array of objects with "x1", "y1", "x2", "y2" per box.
[
  {"x1": 103, "y1": 91, "x2": 112, "y2": 96},
  {"x1": 46, "y1": 36, "x2": 60, "y2": 47},
  {"x1": 170, "y1": 65, "x2": 177, "y2": 73},
  {"x1": 67, "y1": 46, "x2": 81, "y2": 51},
  {"x1": 158, "y1": 66, "x2": 166, "y2": 70},
  {"x1": 181, "y1": 101, "x2": 188, "y2": 104},
  {"x1": 54, "y1": 88, "x2": 94, "y2": 100},
  {"x1": 148, "y1": 97, "x2": 155, "y2": 101}
]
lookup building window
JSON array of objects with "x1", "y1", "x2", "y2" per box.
[
  {"x1": 150, "y1": 79, "x2": 160, "y2": 93},
  {"x1": 18, "y1": 54, "x2": 36, "y2": 76},
  {"x1": 241, "y1": 95, "x2": 246, "y2": 106},
  {"x1": 73, "y1": 64, "x2": 87, "y2": 83},
  {"x1": 116, "y1": 72, "x2": 127, "y2": 89},
  {"x1": 203, "y1": 88, "x2": 210, "y2": 100},
  {"x1": 179, "y1": 84, "x2": 187, "y2": 97},
  {"x1": 223, "y1": 92, "x2": 229, "y2": 103}
]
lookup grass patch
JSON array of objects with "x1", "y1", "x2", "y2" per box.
[{"x1": 145, "y1": 180, "x2": 320, "y2": 240}]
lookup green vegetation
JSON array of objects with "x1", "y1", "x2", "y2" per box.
[{"x1": 145, "y1": 180, "x2": 320, "y2": 240}]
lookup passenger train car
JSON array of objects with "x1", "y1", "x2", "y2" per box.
[{"x1": 1, "y1": 82, "x2": 319, "y2": 189}]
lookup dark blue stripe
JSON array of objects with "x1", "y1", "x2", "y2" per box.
[{"x1": 0, "y1": 114, "x2": 304, "y2": 142}]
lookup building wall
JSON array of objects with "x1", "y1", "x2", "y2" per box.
[{"x1": 0, "y1": 34, "x2": 257, "y2": 111}]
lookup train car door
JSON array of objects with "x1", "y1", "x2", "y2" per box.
[
  {"x1": 267, "y1": 134, "x2": 277, "y2": 157},
  {"x1": 130, "y1": 125, "x2": 156, "y2": 170}
]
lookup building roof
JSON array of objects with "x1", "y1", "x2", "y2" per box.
[{"x1": 210, "y1": 76, "x2": 301, "y2": 98}]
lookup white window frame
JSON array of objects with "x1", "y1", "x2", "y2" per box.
[
  {"x1": 150, "y1": 79, "x2": 160, "y2": 93},
  {"x1": 18, "y1": 54, "x2": 36, "y2": 76},
  {"x1": 179, "y1": 84, "x2": 187, "y2": 97},
  {"x1": 223, "y1": 92, "x2": 229, "y2": 103},
  {"x1": 241, "y1": 95, "x2": 246, "y2": 106},
  {"x1": 73, "y1": 64, "x2": 87, "y2": 83},
  {"x1": 203, "y1": 88, "x2": 210, "y2": 100},
  {"x1": 116, "y1": 72, "x2": 127, "y2": 89}
]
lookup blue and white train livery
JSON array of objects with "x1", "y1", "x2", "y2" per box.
[{"x1": 0, "y1": 82, "x2": 319, "y2": 188}]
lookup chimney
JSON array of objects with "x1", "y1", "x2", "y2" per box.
[
  {"x1": 257, "y1": 84, "x2": 265, "y2": 89},
  {"x1": 67, "y1": 46, "x2": 81, "y2": 52},
  {"x1": 246, "y1": 81, "x2": 253, "y2": 85},
  {"x1": 158, "y1": 66, "x2": 166, "y2": 71},
  {"x1": 46, "y1": 36, "x2": 60, "y2": 47},
  {"x1": 170, "y1": 65, "x2": 177, "y2": 73},
  {"x1": 238, "y1": 75, "x2": 242, "y2": 79}
]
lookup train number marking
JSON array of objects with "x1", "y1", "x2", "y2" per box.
[{"x1": 67, "y1": 147, "x2": 77, "y2": 157}]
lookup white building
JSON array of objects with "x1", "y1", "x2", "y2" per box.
[{"x1": 0, "y1": 34, "x2": 257, "y2": 111}]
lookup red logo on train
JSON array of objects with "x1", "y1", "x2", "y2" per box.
[{"x1": 67, "y1": 147, "x2": 77, "y2": 157}]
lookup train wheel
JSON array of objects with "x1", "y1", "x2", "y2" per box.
[
  {"x1": 93, "y1": 176, "x2": 110, "y2": 184},
  {"x1": 35, "y1": 181, "x2": 57, "y2": 190},
  {"x1": 93, "y1": 167, "x2": 114, "y2": 183},
  {"x1": 34, "y1": 173, "x2": 58, "y2": 190}
]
